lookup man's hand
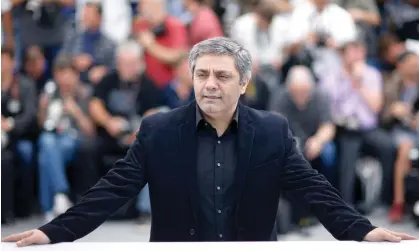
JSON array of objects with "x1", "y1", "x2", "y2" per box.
[
  {"x1": 88, "y1": 66, "x2": 107, "y2": 84},
  {"x1": 2, "y1": 229, "x2": 51, "y2": 247},
  {"x1": 64, "y1": 97, "x2": 81, "y2": 117},
  {"x1": 105, "y1": 117, "x2": 127, "y2": 137},
  {"x1": 305, "y1": 137, "x2": 323, "y2": 160},
  {"x1": 1, "y1": 116, "x2": 13, "y2": 132},
  {"x1": 73, "y1": 54, "x2": 93, "y2": 72},
  {"x1": 137, "y1": 30, "x2": 155, "y2": 49},
  {"x1": 390, "y1": 102, "x2": 411, "y2": 119},
  {"x1": 363, "y1": 228, "x2": 417, "y2": 242}
]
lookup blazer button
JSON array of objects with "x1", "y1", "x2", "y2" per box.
[{"x1": 189, "y1": 229, "x2": 195, "y2": 236}]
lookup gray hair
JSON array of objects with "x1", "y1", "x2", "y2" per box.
[
  {"x1": 116, "y1": 40, "x2": 143, "y2": 59},
  {"x1": 188, "y1": 37, "x2": 252, "y2": 85},
  {"x1": 285, "y1": 65, "x2": 316, "y2": 87}
]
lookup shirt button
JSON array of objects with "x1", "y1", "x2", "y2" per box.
[
  {"x1": 217, "y1": 163, "x2": 221, "y2": 167},
  {"x1": 190, "y1": 229, "x2": 195, "y2": 235},
  {"x1": 217, "y1": 140, "x2": 221, "y2": 144},
  {"x1": 216, "y1": 186, "x2": 221, "y2": 191},
  {"x1": 219, "y1": 234, "x2": 223, "y2": 238},
  {"x1": 218, "y1": 210, "x2": 222, "y2": 214}
]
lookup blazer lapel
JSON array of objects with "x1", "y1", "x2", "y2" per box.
[
  {"x1": 233, "y1": 104, "x2": 255, "y2": 210},
  {"x1": 178, "y1": 101, "x2": 199, "y2": 222}
]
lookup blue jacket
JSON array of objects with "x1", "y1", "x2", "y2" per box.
[{"x1": 38, "y1": 101, "x2": 376, "y2": 242}]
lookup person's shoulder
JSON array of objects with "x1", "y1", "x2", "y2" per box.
[
  {"x1": 141, "y1": 102, "x2": 192, "y2": 132},
  {"x1": 246, "y1": 106, "x2": 288, "y2": 130}
]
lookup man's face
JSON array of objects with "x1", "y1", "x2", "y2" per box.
[
  {"x1": 139, "y1": 0, "x2": 163, "y2": 22},
  {"x1": 82, "y1": 5, "x2": 100, "y2": 28},
  {"x1": 25, "y1": 46, "x2": 46, "y2": 77},
  {"x1": 288, "y1": 82, "x2": 312, "y2": 108},
  {"x1": 117, "y1": 52, "x2": 142, "y2": 81},
  {"x1": 313, "y1": 0, "x2": 331, "y2": 10},
  {"x1": 1, "y1": 53, "x2": 14, "y2": 75},
  {"x1": 342, "y1": 43, "x2": 365, "y2": 66},
  {"x1": 193, "y1": 54, "x2": 247, "y2": 116},
  {"x1": 54, "y1": 68, "x2": 78, "y2": 93}
]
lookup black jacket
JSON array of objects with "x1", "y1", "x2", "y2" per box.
[{"x1": 38, "y1": 101, "x2": 376, "y2": 242}]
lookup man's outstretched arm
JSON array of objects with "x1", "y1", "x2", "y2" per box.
[
  {"x1": 3, "y1": 121, "x2": 151, "y2": 246},
  {"x1": 278, "y1": 118, "x2": 375, "y2": 241},
  {"x1": 279, "y1": 119, "x2": 417, "y2": 241}
]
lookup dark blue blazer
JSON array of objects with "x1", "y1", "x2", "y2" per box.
[{"x1": 38, "y1": 101, "x2": 376, "y2": 243}]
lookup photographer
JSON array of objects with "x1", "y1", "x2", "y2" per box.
[
  {"x1": 1, "y1": 46, "x2": 38, "y2": 223},
  {"x1": 37, "y1": 54, "x2": 95, "y2": 223},
  {"x1": 320, "y1": 39, "x2": 395, "y2": 207},
  {"x1": 133, "y1": 0, "x2": 188, "y2": 89},
  {"x1": 89, "y1": 40, "x2": 167, "y2": 170},
  {"x1": 271, "y1": 66, "x2": 336, "y2": 181},
  {"x1": 382, "y1": 51, "x2": 419, "y2": 223}
]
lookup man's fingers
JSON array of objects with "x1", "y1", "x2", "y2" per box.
[
  {"x1": 388, "y1": 230, "x2": 418, "y2": 240},
  {"x1": 16, "y1": 235, "x2": 36, "y2": 247},
  {"x1": 2, "y1": 231, "x2": 33, "y2": 242},
  {"x1": 382, "y1": 230, "x2": 401, "y2": 242}
]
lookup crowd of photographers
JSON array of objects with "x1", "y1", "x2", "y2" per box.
[{"x1": 1, "y1": 0, "x2": 419, "y2": 233}]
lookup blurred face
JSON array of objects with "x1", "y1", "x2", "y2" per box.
[
  {"x1": 82, "y1": 4, "x2": 100, "y2": 28},
  {"x1": 117, "y1": 52, "x2": 142, "y2": 81},
  {"x1": 1, "y1": 53, "x2": 14, "y2": 75},
  {"x1": 398, "y1": 55, "x2": 419, "y2": 81},
  {"x1": 54, "y1": 68, "x2": 78, "y2": 94},
  {"x1": 139, "y1": 0, "x2": 164, "y2": 22},
  {"x1": 25, "y1": 46, "x2": 46, "y2": 78},
  {"x1": 176, "y1": 59, "x2": 192, "y2": 86},
  {"x1": 385, "y1": 43, "x2": 405, "y2": 64},
  {"x1": 193, "y1": 54, "x2": 248, "y2": 116},
  {"x1": 288, "y1": 82, "x2": 313, "y2": 108},
  {"x1": 313, "y1": 0, "x2": 331, "y2": 10},
  {"x1": 342, "y1": 43, "x2": 365, "y2": 66}
]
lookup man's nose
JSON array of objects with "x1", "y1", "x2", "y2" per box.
[{"x1": 204, "y1": 75, "x2": 218, "y2": 90}]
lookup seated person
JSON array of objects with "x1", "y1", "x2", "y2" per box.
[
  {"x1": 133, "y1": 0, "x2": 188, "y2": 89},
  {"x1": 1, "y1": 46, "x2": 38, "y2": 221},
  {"x1": 37, "y1": 54, "x2": 96, "y2": 223},
  {"x1": 60, "y1": 2, "x2": 115, "y2": 85},
  {"x1": 89, "y1": 40, "x2": 168, "y2": 169},
  {"x1": 163, "y1": 57, "x2": 194, "y2": 109},
  {"x1": 320, "y1": 39, "x2": 395, "y2": 207},
  {"x1": 381, "y1": 51, "x2": 419, "y2": 222},
  {"x1": 270, "y1": 65, "x2": 336, "y2": 181}
]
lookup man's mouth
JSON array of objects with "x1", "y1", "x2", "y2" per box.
[{"x1": 204, "y1": 95, "x2": 221, "y2": 99}]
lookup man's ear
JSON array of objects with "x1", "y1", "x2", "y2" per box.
[{"x1": 239, "y1": 79, "x2": 250, "y2": 95}]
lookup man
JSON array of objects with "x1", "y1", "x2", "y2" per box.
[
  {"x1": 60, "y1": 1, "x2": 115, "y2": 85},
  {"x1": 381, "y1": 52, "x2": 419, "y2": 222},
  {"x1": 2, "y1": 37, "x2": 416, "y2": 247},
  {"x1": 271, "y1": 66, "x2": 335, "y2": 181},
  {"x1": 133, "y1": 0, "x2": 188, "y2": 89},
  {"x1": 37, "y1": 54, "x2": 96, "y2": 223},
  {"x1": 320, "y1": 38, "x2": 395, "y2": 207},
  {"x1": 89, "y1": 40, "x2": 167, "y2": 172},
  {"x1": 1, "y1": 46, "x2": 38, "y2": 223}
]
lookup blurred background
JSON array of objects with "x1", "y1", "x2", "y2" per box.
[{"x1": 1, "y1": 0, "x2": 419, "y2": 241}]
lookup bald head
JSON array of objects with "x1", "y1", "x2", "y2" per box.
[{"x1": 285, "y1": 66, "x2": 316, "y2": 107}]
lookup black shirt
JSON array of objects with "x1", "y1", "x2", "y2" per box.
[
  {"x1": 93, "y1": 71, "x2": 166, "y2": 140},
  {"x1": 195, "y1": 106, "x2": 238, "y2": 241}
]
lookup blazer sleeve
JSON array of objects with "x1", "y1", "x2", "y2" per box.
[
  {"x1": 279, "y1": 119, "x2": 376, "y2": 241},
  {"x1": 38, "y1": 120, "x2": 150, "y2": 243}
]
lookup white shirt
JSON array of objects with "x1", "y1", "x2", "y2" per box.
[
  {"x1": 287, "y1": 1, "x2": 357, "y2": 46},
  {"x1": 1, "y1": 0, "x2": 12, "y2": 13},
  {"x1": 76, "y1": 0, "x2": 132, "y2": 44},
  {"x1": 230, "y1": 13, "x2": 289, "y2": 65}
]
